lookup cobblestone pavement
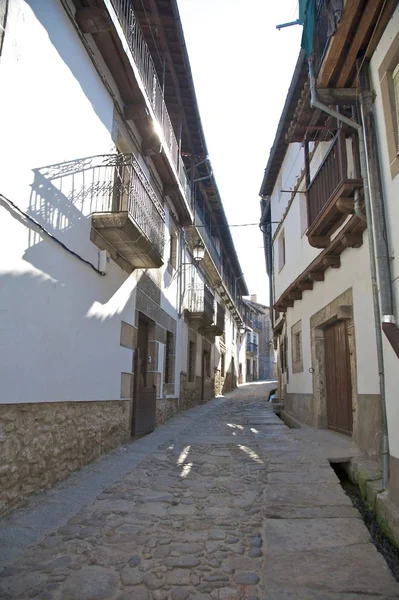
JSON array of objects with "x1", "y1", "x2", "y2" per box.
[{"x1": 1, "y1": 383, "x2": 399, "y2": 600}]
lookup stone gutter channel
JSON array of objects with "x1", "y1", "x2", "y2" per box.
[
  {"x1": 332, "y1": 463, "x2": 399, "y2": 582},
  {"x1": 275, "y1": 403, "x2": 399, "y2": 579}
]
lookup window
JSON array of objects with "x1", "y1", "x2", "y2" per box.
[
  {"x1": 278, "y1": 229, "x2": 286, "y2": 271},
  {"x1": 291, "y1": 320, "x2": 303, "y2": 374},
  {"x1": 221, "y1": 353, "x2": 225, "y2": 377},
  {"x1": 164, "y1": 332, "x2": 174, "y2": 384},
  {"x1": 188, "y1": 341, "x2": 195, "y2": 382},
  {"x1": 378, "y1": 31, "x2": 399, "y2": 178},
  {"x1": 169, "y1": 231, "x2": 178, "y2": 270}
]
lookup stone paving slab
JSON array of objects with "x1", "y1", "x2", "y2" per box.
[{"x1": 0, "y1": 382, "x2": 398, "y2": 600}]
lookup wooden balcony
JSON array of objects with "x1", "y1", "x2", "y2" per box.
[
  {"x1": 185, "y1": 284, "x2": 215, "y2": 329},
  {"x1": 90, "y1": 154, "x2": 165, "y2": 270},
  {"x1": 307, "y1": 131, "x2": 362, "y2": 248}
]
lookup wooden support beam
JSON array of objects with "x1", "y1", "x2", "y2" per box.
[
  {"x1": 289, "y1": 291, "x2": 302, "y2": 301},
  {"x1": 308, "y1": 236, "x2": 331, "y2": 248},
  {"x1": 75, "y1": 7, "x2": 112, "y2": 33},
  {"x1": 298, "y1": 281, "x2": 314, "y2": 291},
  {"x1": 164, "y1": 185, "x2": 179, "y2": 197},
  {"x1": 318, "y1": 0, "x2": 363, "y2": 87},
  {"x1": 124, "y1": 104, "x2": 149, "y2": 121},
  {"x1": 317, "y1": 88, "x2": 358, "y2": 105},
  {"x1": 281, "y1": 299, "x2": 294, "y2": 308},
  {"x1": 336, "y1": 197, "x2": 354, "y2": 213},
  {"x1": 336, "y1": 1, "x2": 382, "y2": 87},
  {"x1": 308, "y1": 272, "x2": 325, "y2": 282},
  {"x1": 342, "y1": 233, "x2": 363, "y2": 248},
  {"x1": 323, "y1": 256, "x2": 341, "y2": 269}
]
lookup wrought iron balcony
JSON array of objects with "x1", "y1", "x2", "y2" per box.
[
  {"x1": 246, "y1": 342, "x2": 259, "y2": 355},
  {"x1": 194, "y1": 204, "x2": 222, "y2": 273},
  {"x1": 307, "y1": 131, "x2": 362, "y2": 248},
  {"x1": 90, "y1": 154, "x2": 165, "y2": 269},
  {"x1": 111, "y1": 0, "x2": 193, "y2": 206},
  {"x1": 74, "y1": 0, "x2": 192, "y2": 217},
  {"x1": 185, "y1": 284, "x2": 215, "y2": 327}
]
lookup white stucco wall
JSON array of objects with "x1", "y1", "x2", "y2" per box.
[
  {"x1": 270, "y1": 130, "x2": 379, "y2": 399},
  {"x1": 370, "y1": 6, "x2": 399, "y2": 459},
  {"x1": 284, "y1": 233, "x2": 379, "y2": 396},
  {"x1": 0, "y1": 0, "x2": 134, "y2": 403}
]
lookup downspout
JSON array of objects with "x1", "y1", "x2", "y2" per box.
[{"x1": 308, "y1": 59, "x2": 390, "y2": 489}]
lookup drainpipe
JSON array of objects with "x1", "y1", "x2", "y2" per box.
[{"x1": 308, "y1": 59, "x2": 390, "y2": 489}]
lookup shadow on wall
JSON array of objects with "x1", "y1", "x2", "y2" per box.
[{"x1": 1, "y1": 154, "x2": 179, "y2": 403}]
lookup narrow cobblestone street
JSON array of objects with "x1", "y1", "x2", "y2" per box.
[{"x1": 1, "y1": 383, "x2": 398, "y2": 600}]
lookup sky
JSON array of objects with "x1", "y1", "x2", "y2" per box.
[{"x1": 177, "y1": 0, "x2": 302, "y2": 305}]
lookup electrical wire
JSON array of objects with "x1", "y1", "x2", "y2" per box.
[{"x1": 0, "y1": 192, "x2": 104, "y2": 276}]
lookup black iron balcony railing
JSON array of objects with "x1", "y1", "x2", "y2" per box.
[
  {"x1": 194, "y1": 204, "x2": 222, "y2": 273},
  {"x1": 247, "y1": 342, "x2": 259, "y2": 354},
  {"x1": 185, "y1": 284, "x2": 215, "y2": 324},
  {"x1": 307, "y1": 131, "x2": 362, "y2": 245},
  {"x1": 111, "y1": 0, "x2": 191, "y2": 204},
  {"x1": 90, "y1": 153, "x2": 165, "y2": 268}
]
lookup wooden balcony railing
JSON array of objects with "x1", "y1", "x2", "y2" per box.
[{"x1": 307, "y1": 131, "x2": 362, "y2": 247}]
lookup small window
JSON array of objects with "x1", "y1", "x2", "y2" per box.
[
  {"x1": 164, "y1": 331, "x2": 174, "y2": 384},
  {"x1": 169, "y1": 232, "x2": 178, "y2": 270},
  {"x1": 291, "y1": 320, "x2": 303, "y2": 374},
  {"x1": 188, "y1": 341, "x2": 195, "y2": 382},
  {"x1": 278, "y1": 229, "x2": 286, "y2": 271},
  {"x1": 378, "y1": 35, "x2": 399, "y2": 179},
  {"x1": 221, "y1": 353, "x2": 225, "y2": 377}
]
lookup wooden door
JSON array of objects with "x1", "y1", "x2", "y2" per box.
[
  {"x1": 325, "y1": 320, "x2": 353, "y2": 435},
  {"x1": 201, "y1": 351, "x2": 207, "y2": 400},
  {"x1": 137, "y1": 316, "x2": 149, "y2": 387}
]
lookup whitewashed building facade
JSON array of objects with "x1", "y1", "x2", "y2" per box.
[
  {"x1": 0, "y1": 0, "x2": 247, "y2": 514},
  {"x1": 260, "y1": 2, "x2": 399, "y2": 542}
]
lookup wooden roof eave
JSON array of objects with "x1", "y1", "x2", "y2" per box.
[{"x1": 274, "y1": 214, "x2": 366, "y2": 313}]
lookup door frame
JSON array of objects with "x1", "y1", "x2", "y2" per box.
[
  {"x1": 310, "y1": 289, "x2": 357, "y2": 432},
  {"x1": 324, "y1": 319, "x2": 353, "y2": 434}
]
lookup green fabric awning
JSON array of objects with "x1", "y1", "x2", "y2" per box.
[{"x1": 300, "y1": 0, "x2": 315, "y2": 57}]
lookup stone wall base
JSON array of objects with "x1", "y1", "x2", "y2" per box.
[
  {"x1": 348, "y1": 456, "x2": 399, "y2": 548},
  {"x1": 180, "y1": 373, "x2": 214, "y2": 412},
  {"x1": 284, "y1": 393, "x2": 314, "y2": 427},
  {"x1": 0, "y1": 400, "x2": 130, "y2": 516},
  {"x1": 156, "y1": 397, "x2": 179, "y2": 425}
]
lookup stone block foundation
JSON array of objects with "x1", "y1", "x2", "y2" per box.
[{"x1": 0, "y1": 400, "x2": 130, "y2": 516}]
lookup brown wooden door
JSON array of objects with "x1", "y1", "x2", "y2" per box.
[
  {"x1": 325, "y1": 320, "x2": 353, "y2": 435},
  {"x1": 137, "y1": 316, "x2": 149, "y2": 387}
]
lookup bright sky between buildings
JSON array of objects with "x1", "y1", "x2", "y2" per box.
[{"x1": 177, "y1": 0, "x2": 302, "y2": 305}]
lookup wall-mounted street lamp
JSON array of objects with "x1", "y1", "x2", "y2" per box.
[
  {"x1": 182, "y1": 240, "x2": 205, "y2": 266},
  {"x1": 192, "y1": 240, "x2": 205, "y2": 263}
]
